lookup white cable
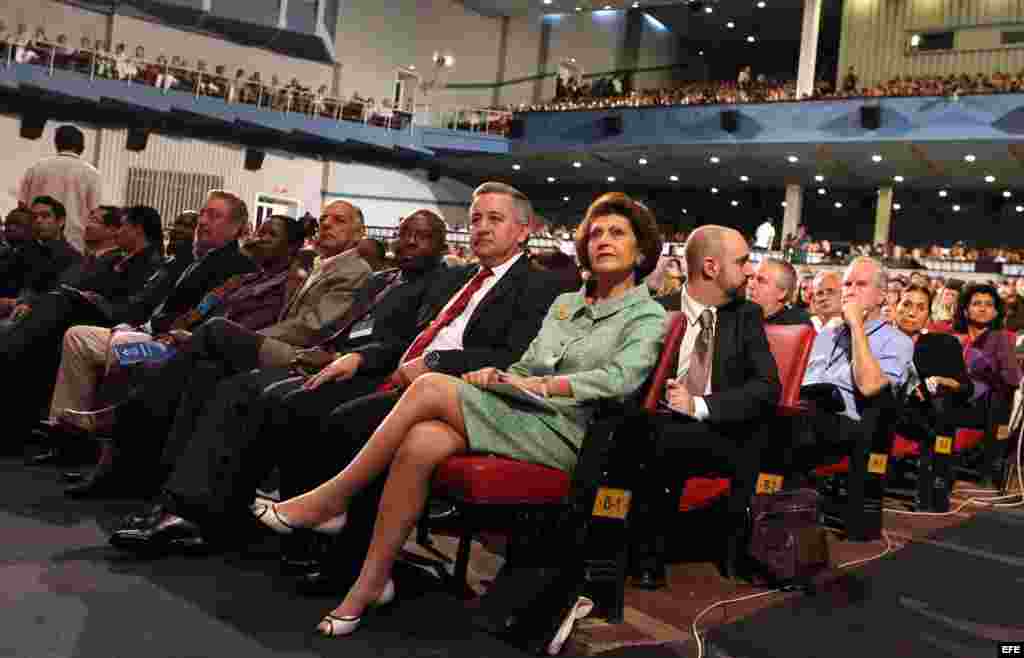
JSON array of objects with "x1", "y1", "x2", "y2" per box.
[
  {"x1": 836, "y1": 530, "x2": 896, "y2": 569},
  {"x1": 692, "y1": 589, "x2": 781, "y2": 658}
]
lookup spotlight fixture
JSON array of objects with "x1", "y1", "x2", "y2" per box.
[
  {"x1": 632, "y1": 1, "x2": 639, "y2": 6},
  {"x1": 964, "y1": 154, "x2": 977, "y2": 162},
  {"x1": 731, "y1": 200, "x2": 739, "y2": 207},
  {"x1": 787, "y1": 155, "x2": 799, "y2": 163},
  {"x1": 607, "y1": 176, "x2": 616, "y2": 182},
  {"x1": 893, "y1": 203, "x2": 902, "y2": 210},
  {"x1": 709, "y1": 156, "x2": 720, "y2": 164},
  {"x1": 757, "y1": 0, "x2": 766, "y2": 6},
  {"x1": 698, "y1": 50, "x2": 704, "y2": 55},
  {"x1": 893, "y1": 175, "x2": 904, "y2": 182},
  {"x1": 669, "y1": 175, "x2": 680, "y2": 181},
  {"x1": 572, "y1": 161, "x2": 582, "y2": 168},
  {"x1": 637, "y1": 158, "x2": 648, "y2": 165},
  {"x1": 727, "y1": 21, "x2": 735, "y2": 28},
  {"x1": 681, "y1": 208, "x2": 688, "y2": 214},
  {"x1": 871, "y1": 154, "x2": 883, "y2": 163},
  {"x1": 938, "y1": 190, "x2": 948, "y2": 197},
  {"x1": 746, "y1": 35, "x2": 756, "y2": 42},
  {"x1": 814, "y1": 174, "x2": 824, "y2": 182},
  {"x1": 512, "y1": 164, "x2": 521, "y2": 170},
  {"x1": 985, "y1": 175, "x2": 996, "y2": 183},
  {"x1": 952, "y1": 204, "x2": 961, "y2": 212},
  {"x1": 711, "y1": 187, "x2": 719, "y2": 194},
  {"x1": 818, "y1": 187, "x2": 827, "y2": 195},
  {"x1": 563, "y1": 195, "x2": 570, "y2": 201},
  {"x1": 547, "y1": 176, "x2": 556, "y2": 182},
  {"x1": 1017, "y1": 205, "x2": 1024, "y2": 213},
  {"x1": 1004, "y1": 190, "x2": 1012, "y2": 198},
  {"x1": 739, "y1": 175, "x2": 749, "y2": 182},
  {"x1": 705, "y1": 6, "x2": 713, "y2": 12},
  {"x1": 834, "y1": 202, "x2": 843, "y2": 208}
]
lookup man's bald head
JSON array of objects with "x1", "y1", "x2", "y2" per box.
[
  {"x1": 684, "y1": 225, "x2": 728, "y2": 278},
  {"x1": 683, "y1": 225, "x2": 752, "y2": 305}
]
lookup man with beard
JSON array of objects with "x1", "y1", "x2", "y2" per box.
[{"x1": 628, "y1": 225, "x2": 781, "y2": 589}]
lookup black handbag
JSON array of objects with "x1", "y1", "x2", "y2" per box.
[{"x1": 746, "y1": 488, "x2": 831, "y2": 588}]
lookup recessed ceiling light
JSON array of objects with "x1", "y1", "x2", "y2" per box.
[
  {"x1": 938, "y1": 190, "x2": 948, "y2": 197},
  {"x1": 814, "y1": 174, "x2": 824, "y2": 182},
  {"x1": 607, "y1": 176, "x2": 616, "y2": 182},
  {"x1": 952, "y1": 204, "x2": 961, "y2": 212},
  {"x1": 512, "y1": 164, "x2": 521, "y2": 170},
  {"x1": 409, "y1": 65, "x2": 416, "y2": 70},
  {"x1": 576, "y1": 5, "x2": 581, "y2": 9},
  {"x1": 893, "y1": 175, "x2": 904, "y2": 182},
  {"x1": 781, "y1": 201, "x2": 787, "y2": 207},
  {"x1": 985, "y1": 174, "x2": 996, "y2": 183},
  {"x1": 572, "y1": 161, "x2": 582, "y2": 168},
  {"x1": 964, "y1": 154, "x2": 977, "y2": 162},
  {"x1": 834, "y1": 202, "x2": 843, "y2": 208},
  {"x1": 739, "y1": 175, "x2": 749, "y2": 182},
  {"x1": 756, "y1": 0, "x2": 766, "y2": 6},
  {"x1": 871, "y1": 154, "x2": 883, "y2": 163},
  {"x1": 543, "y1": 0, "x2": 553, "y2": 4},
  {"x1": 563, "y1": 195, "x2": 570, "y2": 201},
  {"x1": 731, "y1": 200, "x2": 740, "y2": 207},
  {"x1": 547, "y1": 176, "x2": 556, "y2": 182},
  {"x1": 681, "y1": 208, "x2": 688, "y2": 214},
  {"x1": 638, "y1": 158, "x2": 648, "y2": 165},
  {"x1": 698, "y1": 50, "x2": 704, "y2": 55},
  {"x1": 1017, "y1": 205, "x2": 1024, "y2": 213},
  {"x1": 893, "y1": 203, "x2": 902, "y2": 210},
  {"x1": 669, "y1": 175, "x2": 679, "y2": 181},
  {"x1": 818, "y1": 188, "x2": 827, "y2": 195},
  {"x1": 787, "y1": 155, "x2": 799, "y2": 163},
  {"x1": 604, "y1": 4, "x2": 611, "y2": 8},
  {"x1": 711, "y1": 187, "x2": 719, "y2": 194},
  {"x1": 1004, "y1": 190, "x2": 1012, "y2": 198},
  {"x1": 709, "y1": 156, "x2": 720, "y2": 164},
  {"x1": 632, "y1": 1, "x2": 639, "y2": 6},
  {"x1": 727, "y1": 21, "x2": 735, "y2": 28},
  {"x1": 704, "y1": 5, "x2": 713, "y2": 12},
  {"x1": 746, "y1": 35, "x2": 756, "y2": 42}
]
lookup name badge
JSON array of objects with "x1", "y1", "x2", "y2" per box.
[{"x1": 349, "y1": 318, "x2": 374, "y2": 339}]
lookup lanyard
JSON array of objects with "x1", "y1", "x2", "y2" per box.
[{"x1": 825, "y1": 321, "x2": 886, "y2": 371}]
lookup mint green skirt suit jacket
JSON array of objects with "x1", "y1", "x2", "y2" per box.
[{"x1": 456, "y1": 284, "x2": 666, "y2": 472}]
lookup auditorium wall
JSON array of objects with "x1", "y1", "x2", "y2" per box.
[
  {"x1": 838, "y1": 0, "x2": 1024, "y2": 86},
  {"x1": 0, "y1": 0, "x2": 108, "y2": 44},
  {"x1": 633, "y1": 13, "x2": 682, "y2": 89}
]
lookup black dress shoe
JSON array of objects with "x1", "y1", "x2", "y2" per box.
[
  {"x1": 109, "y1": 513, "x2": 207, "y2": 554},
  {"x1": 629, "y1": 563, "x2": 668, "y2": 591}
]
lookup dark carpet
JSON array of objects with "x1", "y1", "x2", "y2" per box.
[
  {"x1": 707, "y1": 509, "x2": 1024, "y2": 658},
  {"x1": 0, "y1": 458, "x2": 533, "y2": 658}
]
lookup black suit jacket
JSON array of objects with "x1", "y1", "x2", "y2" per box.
[
  {"x1": 74, "y1": 245, "x2": 165, "y2": 301},
  {"x1": 148, "y1": 242, "x2": 256, "y2": 334},
  {"x1": 16, "y1": 239, "x2": 82, "y2": 303},
  {"x1": 105, "y1": 252, "x2": 195, "y2": 326},
  {"x1": 657, "y1": 293, "x2": 781, "y2": 427},
  {"x1": 430, "y1": 255, "x2": 574, "y2": 376},
  {"x1": 913, "y1": 332, "x2": 973, "y2": 404}
]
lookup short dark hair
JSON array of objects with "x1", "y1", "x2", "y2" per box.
[
  {"x1": 953, "y1": 283, "x2": 1004, "y2": 333},
  {"x1": 32, "y1": 195, "x2": 66, "y2": 220},
  {"x1": 403, "y1": 209, "x2": 448, "y2": 250},
  {"x1": 575, "y1": 192, "x2": 663, "y2": 281},
  {"x1": 5, "y1": 207, "x2": 33, "y2": 225},
  {"x1": 55, "y1": 125, "x2": 85, "y2": 154},
  {"x1": 900, "y1": 284, "x2": 933, "y2": 310},
  {"x1": 269, "y1": 214, "x2": 307, "y2": 248},
  {"x1": 96, "y1": 205, "x2": 123, "y2": 228},
  {"x1": 123, "y1": 205, "x2": 164, "y2": 254}
]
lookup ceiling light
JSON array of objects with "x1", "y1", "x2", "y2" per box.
[
  {"x1": 938, "y1": 190, "x2": 948, "y2": 197},
  {"x1": 563, "y1": 196, "x2": 570, "y2": 201},
  {"x1": 964, "y1": 154, "x2": 976, "y2": 162},
  {"x1": 632, "y1": 1, "x2": 639, "y2": 6},
  {"x1": 818, "y1": 187, "x2": 827, "y2": 195},
  {"x1": 781, "y1": 201, "x2": 787, "y2": 207},
  {"x1": 711, "y1": 187, "x2": 719, "y2": 194},
  {"x1": 893, "y1": 175, "x2": 904, "y2": 182},
  {"x1": 814, "y1": 174, "x2": 824, "y2": 182},
  {"x1": 1004, "y1": 190, "x2": 1012, "y2": 198},
  {"x1": 669, "y1": 175, "x2": 679, "y2": 182},
  {"x1": 756, "y1": 0, "x2": 766, "y2": 6},
  {"x1": 787, "y1": 155, "x2": 799, "y2": 163},
  {"x1": 727, "y1": 21, "x2": 735, "y2": 28},
  {"x1": 606, "y1": 176, "x2": 616, "y2": 182},
  {"x1": 604, "y1": 4, "x2": 611, "y2": 8},
  {"x1": 985, "y1": 174, "x2": 996, "y2": 183},
  {"x1": 910, "y1": 34, "x2": 921, "y2": 47},
  {"x1": 834, "y1": 202, "x2": 843, "y2": 208},
  {"x1": 739, "y1": 175, "x2": 749, "y2": 182},
  {"x1": 709, "y1": 156, "x2": 720, "y2": 163},
  {"x1": 572, "y1": 161, "x2": 582, "y2": 168},
  {"x1": 637, "y1": 158, "x2": 648, "y2": 165},
  {"x1": 746, "y1": 35, "x2": 756, "y2": 42},
  {"x1": 731, "y1": 200, "x2": 740, "y2": 207},
  {"x1": 871, "y1": 154, "x2": 883, "y2": 163},
  {"x1": 952, "y1": 204, "x2": 961, "y2": 212},
  {"x1": 893, "y1": 203, "x2": 902, "y2": 210},
  {"x1": 681, "y1": 208, "x2": 688, "y2": 214},
  {"x1": 1017, "y1": 205, "x2": 1024, "y2": 213},
  {"x1": 698, "y1": 50, "x2": 704, "y2": 55},
  {"x1": 576, "y1": 5, "x2": 582, "y2": 9},
  {"x1": 704, "y1": 5, "x2": 713, "y2": 12},
  {"x1": 546, "y1": 176, "x2": 556, "y2": 182},
  {"x1": 543, "y1": 0, "x2": 553, "y2": 4},
  {"x1": 409, "y1": 65, "x2": 416, "y2": 70},
  {"x1": 512, "y1": 164, "x2": 521, "y2": 170}
]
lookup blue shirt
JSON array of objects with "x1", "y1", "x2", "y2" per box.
[{"x1": 802, "y1": 319, "x2": 914, "y2": 421}]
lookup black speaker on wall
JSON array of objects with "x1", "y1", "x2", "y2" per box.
[
  {"x1": 244, "y1": 149, "x2": 266, "y2": 171},
  {"x1": 126, "y1": 127, "x2": 150, "y2": 152},
  {"x1": 720, "y1": 110, "x2": 738, "y2": 133},
  {"x1": 20, "y1": 115, "x2": 47, "y2": 140},
  {"x1": 861, "y1": 106, "x2": 881, "y2": 130},
  {"x1": 508, "y1": 118, "x2": 525, "y2": 139},
  {"x1": 602, "y1": 115, "x2": 623, "y2": 136}
]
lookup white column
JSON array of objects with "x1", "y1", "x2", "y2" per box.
[
  {"x1": 874, "y1": 186, "x2": 893, "y2": 244},
  {"x1": 796, "y1": 0, "x2": 822, "y2": 99},
  {"x1": 278, "y1": 0, "x2": 289, "y2": 28},
  {"x1": 782, "y1": 184, "x2": 803, "y2": 244}
]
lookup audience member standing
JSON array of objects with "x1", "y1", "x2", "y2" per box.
[
  {"x1": 18, "y1": 125, "x2": 101, "y2": 255},
  {"x1": 754, "y1": 218, "x2": 776, "y2": 250}
]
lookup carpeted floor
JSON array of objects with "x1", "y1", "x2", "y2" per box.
[{"x1": 0, "y1": 458, "x2": 530, "y2": 658}]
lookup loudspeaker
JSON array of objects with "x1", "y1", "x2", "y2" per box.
[
  {"x1": 427, "y1": 164, "x2": 441, "y2": 182},
  {"x1": 244, "y1": 149, "x2": 265, "y2": 171},
  {"x1": 509, "y1": 118, "x2": 525, "y2": 139},
  {"x1": 860, "y1": 106, "x2": 881, "y2": 130},
  {"x1": 20, "y1": 115, "x2": 46, "y2": 140},
  {"x1": 720, "y1": 110, "x2": 738, "y2": 133},
  {"x1": 602, "y1": 115, "x2": 623, "y2": 136},
  {"x1": 126, "y1": 127, "x2": 150, "y2": 152}
]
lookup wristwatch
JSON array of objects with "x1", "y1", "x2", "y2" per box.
[{"x1": 424, "y1": 350, "x2": 442, "y2": 371}]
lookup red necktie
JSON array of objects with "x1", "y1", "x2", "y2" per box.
[{"x1": 377, "y1": 267, "x2": 494, "y2": 391}]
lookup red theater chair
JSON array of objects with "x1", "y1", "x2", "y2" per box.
[{"x1": 421, "y1": 311, "x2": 687, "y2": 622}]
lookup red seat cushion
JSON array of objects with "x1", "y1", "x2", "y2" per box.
[
  {"x1": 891, "y1": 434, "x2": 921, "y2": 458},
  {"x1": 813, "y1": 457, "x2": 850, "y2": 477},
  {"x1": 678, "y1": 477, "x2": 731, "y2": 511},
  {"x1": 433, "y1": 455, "x2": 570, "y2": 505},
  {"x1": 955, "y1": 428, "x2": 985, "y2": 452}
]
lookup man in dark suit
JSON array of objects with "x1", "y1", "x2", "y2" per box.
[{"x1": 631, "y1": 225, "x2": 781, "y2": 589}]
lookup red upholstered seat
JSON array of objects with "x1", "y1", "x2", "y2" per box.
[
  {"x1": 813, "y1": 458, "x2": 850, "y2": 477},
  {"x1": 678, "y1": 477, "x2": 731, "y2": 511},
  {"x1": 433, "y1": 455, "x2": 570, "y2": 505},
  {"x1": 955, "y1": 428, "x2": 985, "y2": 452},
  {"x1": 891, "y1": 434, "x2": 921, "y2": 458}
]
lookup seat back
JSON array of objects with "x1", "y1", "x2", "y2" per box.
[
  {"x1": 764, "y1": 324, "x2": 817, "y2": 410},
  {"x1": 642, "y1": 312, "x2": 687, "y2": 412}
]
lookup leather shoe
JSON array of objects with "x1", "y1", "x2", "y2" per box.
[
  {"x1": 629, "y1": 563, "x2": 668, "y2": 591},
  {"x1": 109, "y1": 512, "x2": 207, "y2": 554}
]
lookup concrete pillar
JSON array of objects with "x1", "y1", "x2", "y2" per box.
[
  {"x1": 796, "y1": 0, "x2": 822, "y2": 99},
  {"x1": 782, "y1": 184, "x2": 803, "y2": 244},
  {"x1": 874, "y1": 186, "x2": 893, "y2": 244},
  {"x1": 278, "y1": 0, "x2": 289, "y2": 28},
  {"x1": 532, "y1": 19, "x2": 552, "y2": 105},
  {"x1": 492, "y1": 17, "x2": 510, "y2": 108}
]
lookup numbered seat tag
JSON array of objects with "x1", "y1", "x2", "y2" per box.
[
  {"x1": 997, "y1": 425, "x2": 1010, "y2": 441},
  {"x1": 755, "y1": 473, "x2": 784, "y2": 495},
  {"x1": 934, "y1": 436, "x2": 953, "y2": 455},
  {"x1": 868, "y1": 453, "x2": 889, "y2": 475},
  {"x1": 592, "y1": 487, "x2": 631, "y2": 520}
]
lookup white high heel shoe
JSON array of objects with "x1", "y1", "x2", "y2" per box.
[
  {"x1": 252, "y1": 503, "x2": 347, "y2": 536},
  {"x1": 316, "y1": 580, "x2": 396, "y2": 637}
]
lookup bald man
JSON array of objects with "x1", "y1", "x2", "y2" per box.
[
  {"x1": 630, "y1": 225, "x2": 781, "y2": 589},
  {"x1": 747, "y1": 258, "x2": 812, "y2": 325}
]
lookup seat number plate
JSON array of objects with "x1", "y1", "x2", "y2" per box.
[
  {"x1": 592, "y1": 487, "x2": 631, "y2": 520},
  {"x1": 997, "y1": 425, "x2": 1010, "y2": 440},
  {"x1": 755, "y1": 473, "x2": 784, "y2": 495},
  {"x1": 867, "y1": 453, "x2": 889, "y2": 475},
  {"x1": 934, "y1": 436, "x2": 953, "y2": 455}
]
